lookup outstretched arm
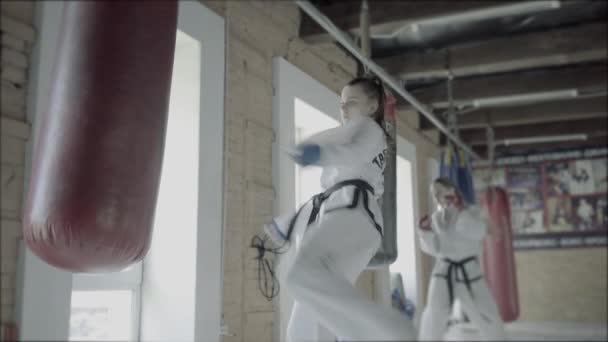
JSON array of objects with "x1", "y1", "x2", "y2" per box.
[
  {"x1": 296, "y1": 117, "x2": 383, "y2": 167},
  {"x1": 417, "y1": 214, "x2": 441, "y2": 256}
]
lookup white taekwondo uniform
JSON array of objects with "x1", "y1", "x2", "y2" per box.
[{"x1": 418, "y1": 205, "x2": 506, "y2": 341}]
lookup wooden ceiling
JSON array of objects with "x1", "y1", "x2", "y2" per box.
[{"x1": 299, "y1": 0, "x2": 608, "y2": 158}]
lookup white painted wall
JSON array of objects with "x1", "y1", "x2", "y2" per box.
[
  {"x1": 390, "y1": 137, "x2": 419, "y2": 308},
  {"x1": 15, "y1": 241, "x2": 72, "y2": 340},
  {"x1": 139, "y1": 2, "x2": 225, "y2": 342}
]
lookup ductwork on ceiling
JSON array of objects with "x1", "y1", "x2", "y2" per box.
[
  {"x1": 431, "y1": 87, "x2": 608, "y2": 111},
  {"x1": 498, "y1": 134, "x2": 588, "y2": 146},
  {"x1": 368, "y1": 0, "x2": 607, "y2": 57},
  {"x1": 302, "y1": 0, "x2": 607, "y2": 157},
  {"x1": 359, "y1": 0, "x2": 608, "y2": 112}
]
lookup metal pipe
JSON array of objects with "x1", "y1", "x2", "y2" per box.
[
  {"x1": 401, "y1": 49, "x2": 607, "y2": 82},
  {"x1": 498, "y1": 134, "x2": 588, "y2": 146},
  {"x1": 360, "y1": 0, "x2": 370, "y2": 61},
  {"x1": 295, "y1": 0, "x2": 482, "y2": 160},
  {"x1": 431, "y1": 88, "x2": 583, "y2": 110},
  {"x1": 373, "y1": 1, "x2": 562, "y2": 40},
  {"x1": 486, "y1": 126, "x2": 495, "y2": 163},
  {"x1": 576, "y1": 88, "x2": 608, "y2": 100},
  {"x1": 472, "y1": 89, "x2": 578, "y2": 108}
]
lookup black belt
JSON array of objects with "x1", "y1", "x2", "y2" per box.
[
  {"x1": 251, "y1": 179, "x2": 381, "y2": 301},
  {"x1": 433, "y1": 256, "x2": 482, "y2": 307},
  {"x1": 285, "y1": 178, "x2": 382, "y2": 241}
]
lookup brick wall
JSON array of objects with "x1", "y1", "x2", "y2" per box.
[
  {"x1": 220, "y1": 3, "x2": 293, "y2": 341},
  {"x1": 1, "y1": 1, "x2": 35, "y2": 326}
]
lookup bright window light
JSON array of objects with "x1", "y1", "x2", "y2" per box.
[
  {"x1": 294, "y1": 98, "x2": 339, "y2": 206},
  {"x1": 69, "y1": 290, "x2": 134, "y2": 341},
  {"x1": 389, "y1": 155, "x2": 415, "y2": 285},
  {"x1": 68, "y1": 29, "x2": 200, "y2": 342}
]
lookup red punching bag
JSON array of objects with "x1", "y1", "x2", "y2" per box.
[
  {"x1": 23, "y1": 1, "x2": 178, "y2": 272},
  {"x1": 480, "y1": 187, "x2": 520, "y2": 322}
]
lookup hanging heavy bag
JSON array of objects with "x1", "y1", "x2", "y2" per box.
[
  {"x1": 480, "y1": 186, "x2": 520, "y2": 322},
  {"x1": 369, "y1": 90, "x2": 397, "y2": 267},
  {"x1": 23, "y1": 1, "x2": 178, "y2": 272}
]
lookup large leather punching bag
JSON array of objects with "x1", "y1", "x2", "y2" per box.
[
  {"x1": 480, "y1": 186, "x2": 520, "y2": 322},
  {"x1": 23, "y1": 1, "x2": 178, "y2": 273},
  {"x1": 369, "y1": 91, "x2": 397, "y2": 267}
]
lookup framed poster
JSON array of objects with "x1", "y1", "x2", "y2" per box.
[{"x1": 473, "y1": 147, "x2": 608, "y2": 250}]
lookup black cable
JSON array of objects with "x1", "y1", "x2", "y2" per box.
[{"x1": 250, "y1": 234, "x2": 288, "y2": 301}]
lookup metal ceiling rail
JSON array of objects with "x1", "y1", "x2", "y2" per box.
[{"x1": 295, "y1": 0, "x2": 482, "y2": 160}]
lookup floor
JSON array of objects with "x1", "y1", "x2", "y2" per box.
[{"x1": 444, "y1": 321, "x2": 608, "y2": 341}]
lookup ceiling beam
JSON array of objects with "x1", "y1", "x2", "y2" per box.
[
  {"x1": 300, "y1": 1, "x2": 511, "y2": 44},
  {"x1": 378, "y1": 22, "x2": 607, "y2": 82},
  {"x1": 457, "y1": 97, "x2": 608, "y2": 129},
  {"x1": 460, "y1": 118, "x2": 608, "y2": 145},
  {"x1": 402, "y1": 63, "x2": 607, "y2": 107},
  {"x1": 472, "y1": 136, "x2": 608, "y2": 157}
]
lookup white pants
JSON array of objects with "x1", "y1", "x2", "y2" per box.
[
  {"x1": 280, "y1": 204, "x2": 415, "y2": 342},
  {"x1": 419, "y1": 260, "x2": 506, "y2": 341}
]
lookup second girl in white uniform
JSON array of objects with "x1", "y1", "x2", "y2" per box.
[{"x1": 417, "y1": 178, "x2": 507, "y2": 341}]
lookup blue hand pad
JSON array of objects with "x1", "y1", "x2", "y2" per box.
[{"x1": 294, "y1": 144, "x2": 320, "y2": 166}]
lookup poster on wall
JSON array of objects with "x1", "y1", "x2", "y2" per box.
[
  {"x1": 473, "y1": 147, "x2": 608, "y2": 250},
  {"x1": 545, "y1": 161, "x2": 571, "y2": 195},
  {"x1": 592, "y1": 158, "x2": 608, "y2": 192},
  {"x1": 545, "y1": 197, "x2": 573, "y2": 232}
]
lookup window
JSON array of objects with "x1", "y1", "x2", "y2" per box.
[
  {"x1": 69, "y1": 28, "x2": 200, "y2": 342},
  {"x1": 69, "y1": 290, "x2": 134, "y2": 340},
  {"x1": 138, "y1": 28, "x2": 201, "y2": 342},
  {"x1": 388, "y1": 137, "x2": 419, "y2": 314},
  {"x1": 273, "y1": 58, "x2": 342, "y2": 342},
  {"x1": 291, "y1": 98, "x2": 341, "y2": 341},
  {"x1": 69, "y1": 264, "x2": 142, "y2": 341},
  {"x1": 294, "y1": 98, "x2": 339, "y2": 207}
]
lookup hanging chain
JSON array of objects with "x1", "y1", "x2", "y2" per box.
[
  {"x1": 443, "y1": 50, "x2": 459, "y2": 147},
  {"x1": 360, "y1": 0, "x2": 371, "y2": 74},
  {"x1": 485, "y1": 124, "x2": 496, "y2": 187}
]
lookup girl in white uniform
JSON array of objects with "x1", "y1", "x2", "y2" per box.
[
  {"x1": 263, "y1": 76, "x2": 415, "y2": 341},
  {"x1": 417, "y1": 178, "x2": 506, "y2": 341}
]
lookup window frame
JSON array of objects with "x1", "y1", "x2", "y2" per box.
[
  {"x1": 70, "y1": 262, "x2": 143, "y2": 341},
  {"x1": 273, "y1": 57, "x2": 344, "y2": 342}
]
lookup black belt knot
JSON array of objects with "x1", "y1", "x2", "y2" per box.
[{"x1": 434, "y1": 256, "x2": 481, "y2": 307}]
